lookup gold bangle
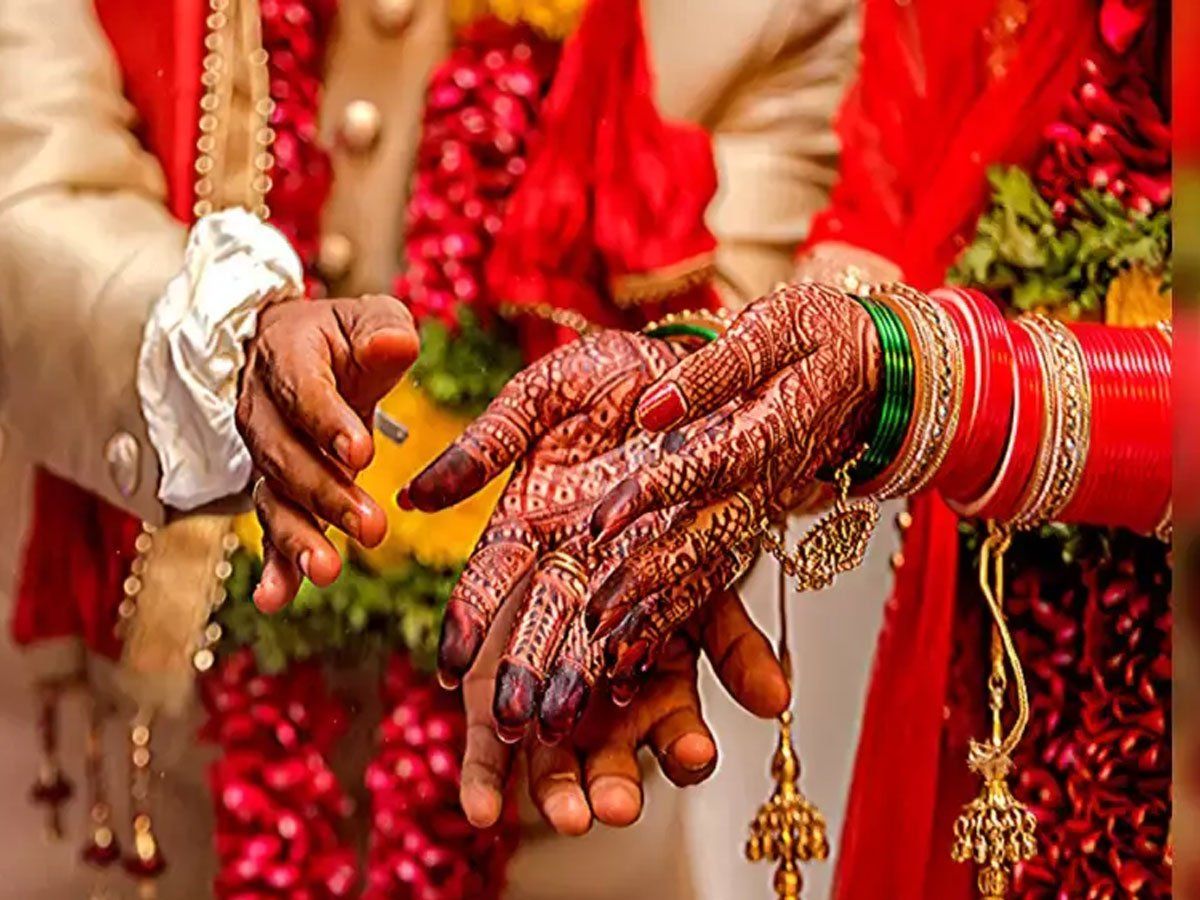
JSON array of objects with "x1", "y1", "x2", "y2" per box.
[{"x1": 1008, "y1": 315, "x2": 1091, "y2": 529}]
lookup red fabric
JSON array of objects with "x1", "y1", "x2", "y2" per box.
[
  {"x1": 487, "y1": 0, "x2": 718, "y2": 358},
  {"x1": 12, "y1": 0, "x2": 205, "y2": 659},
  {"x1": 822, "y1": 2, "x2": 1098, "y2": 898},
  {"x1": 808, "y1": 0, "x2": 1096, "y2": 289}
]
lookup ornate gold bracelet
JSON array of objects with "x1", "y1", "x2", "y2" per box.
[{"x1": 1009, "y1": 315, "x2": 1091, "y2": 529}]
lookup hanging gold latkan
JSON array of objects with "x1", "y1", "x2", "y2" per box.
[
  {"x1": 745, "y1": 452, "x2": 878, "y2": 898},
  {"x1": 950, "y1": 524, "x2": 1037, "y2": 898}
]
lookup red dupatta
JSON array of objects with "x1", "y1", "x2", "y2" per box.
[{"x1": 809, "y1": 1, "x2": 1098, "y2": 897}]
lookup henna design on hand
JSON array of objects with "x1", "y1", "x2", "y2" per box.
[{"x1": 585, "y1": 283, "x2": 882, "y2": 653}]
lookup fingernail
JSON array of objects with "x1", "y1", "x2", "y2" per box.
[
  {"x1": 342, "y1": 510, "x2": 361, "y2": 540},
  {"x1": 636, "y1": 382, "x2": 687, "y2": 432},
  {"x1": 396, "y1": 487, "x2": 414, "y2": 511},
  {"x1": 590, "y1": 479, "x2": 639, "y2": 541},
  {"x1": 437, "y1": 603, "x2": 484, "y2": 686},
  {"x1": 669, "y1": 734, "x2": 717, "y2": 772},
  {"x1": 333, "y1": 433, "x2": 354, "y2": 466},
  {"x1": 586, "y1": 573, "x2": 632, "y2": 637},
  {"x1": 493, "y1": 661, "x2": 539, "y2": 744},
  {"x1": 298, "y1": 550, "x2": 312, "y2": 579},
  {"x1": 538, "y1": 664, "x2": 590, "y2": 744}
]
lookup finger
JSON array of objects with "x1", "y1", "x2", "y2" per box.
[
  {"x1": 587, "y1": 489, "x2": 764, "y2": 638},
  {"x1": 581, "y1": 727, "x2": 643, "y2": 828},
  {"x1": 339, "y1": 295, "x2": 420, "y2": 407},
  {"x1": 459, "y1": 588, "x2": 524, "y2": 828},
  {"x1": 254, "y1": 539, "x2": 303, "y2": 614},
  {"x1": 437, "y1": 525, "x2": 537, "y2": 689},
  {"x1": 254, "y1": 340, "x2": 377, "y2": 473},
  {"x1": 401, "y1": 331, "x2": 670, "y2": 512},
  {"x1": 635, "y1": 282, "x2": 837, "y2": 431},
  {"x1": 400, "y1": 349, "x2": 574, "y2": 512},
  {"x1": 252, "y1": 481, "x2": 342, "y2": 613},
  {"x1": 239, "y1": 387, "x2": 388, "y2": 546},
  {"x1": 526, "y1": 741, "x2": 591, "y2": 836},
  {"x1": 603, "y1": 543, "x2": 756, "y2": 701},
  {"x1": 590, "y1": 409, "x2": 770, "y2": 543},
  {"x1": 493, "y1": 552, "x2": 589, "y2": 744},
  {"x1": 698, "y1": 589, "x2": 790, "y2": 719},
  {"x1": 639, "y1": 638, "x2": 718, "y2": 787},
  {"x1": 539, "y1": 515, "x2": 673, "y2": 741}
]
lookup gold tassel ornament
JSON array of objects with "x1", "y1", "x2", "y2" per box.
[
  {"x1": 951, "y1": 525, "x2": 1037, "y2": 897},
  {"x1": 745, "y1": 710, "x2": 830, "y2": 900}
]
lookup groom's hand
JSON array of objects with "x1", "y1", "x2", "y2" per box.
[{"x1": 236, "y1": 295, "x2": 419, "y2": 612}]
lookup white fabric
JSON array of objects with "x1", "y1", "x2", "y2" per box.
[{"x1": 138, "y1": 209, "x2": 303, "y2": 510}]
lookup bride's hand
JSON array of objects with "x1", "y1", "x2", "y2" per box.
[
  {"x1": 585, "y1": 283, "x2": 881, "y2": 649},
  {"x1": 401, "y1": 330, "x2": 725, "y2": 741}
]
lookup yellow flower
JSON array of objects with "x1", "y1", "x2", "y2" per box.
[
  {"x1": 1105, "y1": 266, "x2": 1172, "y2": 327},
  {"x1": 451, "y1": 0, "x2": 584, "y2": 38}
]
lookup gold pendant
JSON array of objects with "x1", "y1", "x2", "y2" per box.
[
  {"x1": 761, "y1": 446, "x2": 879, "y2": 595},
  {"x1": 745, "y1": 712, "x2": 830, "y2": 900},
  {"x1": 951, "y1": 743, "x2": 1038, "y2": 898},
  {"x1": 952, "y1": 524, "x2": 1037, "y2": 897}
]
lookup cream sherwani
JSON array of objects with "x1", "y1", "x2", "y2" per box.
[{"x1": 0, "y1": 0, "x2": 860, "y2": 896}]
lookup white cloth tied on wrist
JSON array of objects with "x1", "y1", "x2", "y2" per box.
[{"x1": 138, "y1": 208, "x2": 303, "y2": 510}]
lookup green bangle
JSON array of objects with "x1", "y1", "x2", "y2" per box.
[
  {"x1": 644, "y1": 322, "x2": 720, "y2": 343},
  {"x1": 854, "y1": 297, "x2": 914, "y2": 482}
]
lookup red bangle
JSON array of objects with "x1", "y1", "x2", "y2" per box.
[
  {"x1": 1059, "y1": 324, "x2": 1170, "y2": 532},
  {"x1": 932, "y1": 288, "x2": 1014, "y2": 505},
  {"x1": 965, "y1": 320, "x2": 1044, "y2": 521}
]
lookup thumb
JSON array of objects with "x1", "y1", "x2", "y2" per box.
[{"x1": 339, "y1": 294, "x2": 421, "y2": 402}]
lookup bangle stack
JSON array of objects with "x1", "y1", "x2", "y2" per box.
[
  {"x1": 852, "y1": 297, "x2": 914, "y2": 483},
  {"x1": 836, "y1": 284, "x2": 1167, "y2": 538},
  {"x1": 858, "y1": 284, "x2": 964, "y2": 500}
]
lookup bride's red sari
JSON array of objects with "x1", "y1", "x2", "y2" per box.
[{"x1": 808, "y1": 0, "x2": 1169, "y2": 897}]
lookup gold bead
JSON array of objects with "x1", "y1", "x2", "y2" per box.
[
  {"x1": 205, "y1": 623, "x2": 224, "y2": 643},
  {"x1": 193, "y1": 648, "x2": 215, "y2": 672},
  {"x1": 889, "y1": 551, "x2": 905, "y2": 571},
  {"x1": 193, "y1": 200, "x2": 215, "y2": 217},
  {"x1": 339, "y1": 100, "x2": 383, "y2": 153},
  {"x1": 370, "y1": 0, "x2": 415, "y2": 33},
  {"x1": 318, "y1": 233, "x2": 355, "y2": 282},
  {"x1": 132, "y1": 747, "x2": 151, "y2": 768},
  {"x1": 134, "y1": 532, "x2": 154, "y2": 553},
  {"x1": 131, "y1": 725, "x2": 151, "y2": 747},
  {"x1": 215, "y1": 559, "x2": 234, "y2": 580},
  {"x1": 123, "y1": 576, "x2": 142, "y2": 597}
]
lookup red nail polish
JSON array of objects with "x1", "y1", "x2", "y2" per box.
[
  {"x1": 396, "y1": 487, "x2": 413, "y2": 510},
  {"x1": 636, "y1": 383, "x2": 686, "y2": 432}
]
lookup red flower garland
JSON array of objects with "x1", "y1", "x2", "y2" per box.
[
  {"x1": 200, "y1": 651, "x2": 359, "y2": 899},
  {"x1": 395, "y1": 20, "x2": 559, "y2": 328},
  {"x1": 365, "y1": 654, "x2": 518, "y2": 900},
  {"x1": 1035, "y1": 52, "x2": 1170, "y2": 219},
  {"x1": 1007, "y1": 536, "x2": 1171, "y2": 897}
]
